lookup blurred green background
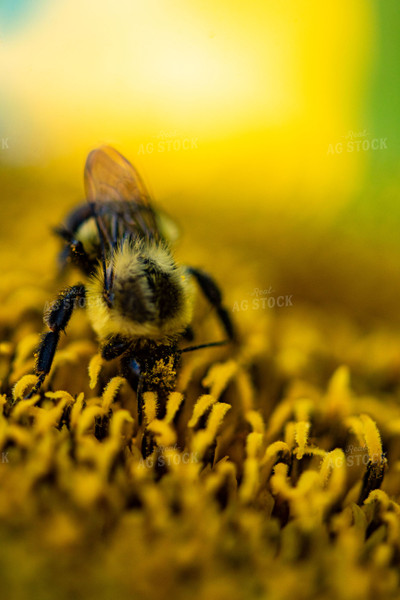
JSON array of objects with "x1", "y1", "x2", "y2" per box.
[{"x1": 0, "y1": 0, "x2": 400, "y2": 326}]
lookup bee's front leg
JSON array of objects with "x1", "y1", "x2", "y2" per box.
[
  {"x1": 120, "y1": 353, "x2": 143, "y2": 424},
  {"x1": 120, "y1": 356, "x2": 157, "y2": 460},
  {"x1": 100, "y1": 335, "x2": 145, "y2": 420},
  {"x1": 25, "y1": 284, "x2": 86, "y2": 399}
]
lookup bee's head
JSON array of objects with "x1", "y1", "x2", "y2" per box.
[{"x1": 106, "y1": 239, "x2": 185, "y2": 325}]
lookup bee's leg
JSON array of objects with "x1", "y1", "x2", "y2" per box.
[
  {"x1": 187, "y1": 267, "x2": 235, "y2": 340},
  {"x1": 133, "y1": 372, "x2": 155, "y2": 459},
  {"x1": 26, "y1": 284, "x2": 86, "y2": 398},
  {"x1": 54, "y1": 226, "x2": 94, "y2": 273},
  {"x1": 120, "y1": 354, "x2": 144, "y2": 424}
]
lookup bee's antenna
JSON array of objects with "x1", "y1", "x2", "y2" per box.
[
  {"x1": 180, "y1": 340, "x2": 229, "y2": 354},
  {"x1": 107, "y1": 214, "x2": 119, "y2": 290},
  {"x1": 89, "y1": 201, "x2": 112, "y2": 303}
]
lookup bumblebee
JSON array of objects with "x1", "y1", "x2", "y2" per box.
[{"x1": 28, "y1": 146, "x2": 234, "y2": 423}]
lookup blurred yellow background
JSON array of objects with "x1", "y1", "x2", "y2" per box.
[{"x1": 1, "y1": 1, "x2": 374, "y2": 203}]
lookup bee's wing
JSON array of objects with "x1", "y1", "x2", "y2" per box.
[
  {"x1": 84, "y1": 145, "x2": 149, "y2": 205},
  {"x1": 84, "y1": 146, "x2": 180, "y2": 245},
  {"x1": 84, "y1": 145, "x2": 162, "y2": 241}
]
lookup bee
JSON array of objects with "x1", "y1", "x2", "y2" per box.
[{"x1": 28, "y1": 146, "x2": 235, "y2": 424}]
